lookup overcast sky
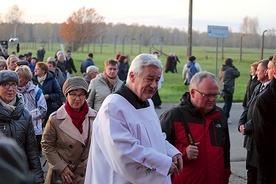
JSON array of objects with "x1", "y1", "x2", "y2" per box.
[{"x1": 1, "y1": 0, "x2": 275, "y2": 33}]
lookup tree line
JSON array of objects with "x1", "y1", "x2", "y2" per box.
[{"x1": 1, "y1": 5, "x2": 275, "y2": 52}]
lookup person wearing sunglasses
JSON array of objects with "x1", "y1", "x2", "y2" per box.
[{"x1": 160, "y1": 71, "x2": 231, "y2": 184}]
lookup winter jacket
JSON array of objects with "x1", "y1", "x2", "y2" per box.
[
  {"x1": 18, "y1": 81, "x2": 47, "y2": 135},
  {"x1": 87, "y1": 73, "x2": 123, "y2": 111},
  {"x1": 219, "y1": 64, "x2": 240, "y2": 96},
  {"x1": 41, "y1": 104, "x2": 97, "y2": 184},
  {"x1": 238, "y1": 83, "x2": 268, "y2": 167},
  {"x1": 186, "y1": 61, "x2": 198, "y2": 85},
  {"x1": 242, "y1": 75, "x2": 260, "y2": 108},
  {"x1": 0, "y1": 132, "x2": 36, "y2": 184},
  {"x1": 80, "y1": 58, "x2": 94, "y2": 74},
  {"x1": 118, "y1": 62, "x2": 128, "y2": 81},
  {"x1": 253, "y1": 77, "x2": 276, "y2": 178},
  {"x1": 160, "y1": 92, "x2": 231, "y2": 184},
  {"x1": 32, "y1": 72, "x2": 62, "y2": 123},
  {"x1": 0, "y1": 94, "x2": 44, "y2": 183}
]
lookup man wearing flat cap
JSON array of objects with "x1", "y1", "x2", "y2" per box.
[{"x1": 0, "y1": 70, "x2": 44, "y2": 183}]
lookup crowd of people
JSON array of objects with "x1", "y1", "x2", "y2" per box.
[{"x1": 0, "y1": 44, "x2": 275, "y2": 184}]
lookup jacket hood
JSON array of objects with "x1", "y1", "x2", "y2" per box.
[{"x1": 187, "y1": 61, "x2": 195, "y2": 68}]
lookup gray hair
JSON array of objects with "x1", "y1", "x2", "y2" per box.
[
  {"x1": 86, "y1": 65, "x2": 99, "y2": 74},
  {"x1": 6, "y1": 55, "x2": 18, "y2": 65},
  {"x1": 126, "y1": 53, "x2": 162, "y2": 83},
  {"x1": 189, "y1": 71, "x2": 218, "y2": 90}
]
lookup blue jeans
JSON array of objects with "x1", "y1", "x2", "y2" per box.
[{"x1": 222, "y1": 95, "x2": 233, "y2": 119}]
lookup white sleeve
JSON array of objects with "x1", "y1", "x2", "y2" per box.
[{"x1": 94, "y1": 101, "x2": 173, "y2": 183}]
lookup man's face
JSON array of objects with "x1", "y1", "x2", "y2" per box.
[
  {"x1": 267, "y1": 61, "x2": 274, "y2": 80},
  {"x1": 47, "y1": 63, "x2": 55, "y2": 72},
  {"x1": 130, "y1": 66, "x2": 161, "y2": 101},
  {"x1": 105, "y1": 64, "x2": 118, "y2": 78},
  {"x1": 190, "y1": 77, "x2": 218, "y2": 114},
  {"x1": 256, "y1": 63, "x2": 267, "y2": 82},
  {"x1": 8, "y1": 56, "x2": 18, "y2": 71}
]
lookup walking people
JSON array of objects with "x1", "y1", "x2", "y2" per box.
[{"x1": 85, "y1": 53, "x2": 183, "y2": 184}]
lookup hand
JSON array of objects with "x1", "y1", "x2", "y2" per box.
[
  {"x1": 168, "y1": 162, "x2": 178, "y2": 175},
  {"x1": 186, "y1": 142, "x2": 200, "y2": 160},
  {"x1": 61, "y1": 166, "x2": 75, "y2": 184},
  {"x1": 172, "y1": 153, "x2": 183, "y2": 173},
  {"x1": 44, "y1": 94, "x2": 49, "y2": 100},
  {"x1": 239, "y1": 125, "x2": 245, "y2": 135}
]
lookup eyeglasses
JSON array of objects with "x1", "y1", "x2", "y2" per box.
[
  {"x1": 0, "y1": 83, "x2": 18, "y2": 89},
  {"x1": 68, "y1": 93, "x2": 86, "y2": 99},
  {"x1": 194, "y1": 89, "x2": 220, "y2": 99}
]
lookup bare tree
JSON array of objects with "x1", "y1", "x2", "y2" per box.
[
  {"x1": 5, "y1": 4, "x2": 24, "y2": 37},
  {"x1": 58, "y1": 7, "x2": 105, "y2": 52},
  {"x1": 240, "y1": 16, "x2": 260, "y2": 35},
  {"x1": 240, "y1": 16, "x2": 260, "y2": 47}
]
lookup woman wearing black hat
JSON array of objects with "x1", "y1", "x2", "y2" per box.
[
  {"x1": 0, "y1": 70, "x2": 44, "y2": 183},
  {"x1": 41, "y1": 76, "x2": 97, "y2": 184}
]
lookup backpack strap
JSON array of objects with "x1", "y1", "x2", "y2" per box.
[
  {"x1": 177, "y1": 107, "x2": 195, "y2": 145},
  {"x1": 35, "y1": 87, "x2": 42, "y2": 108}
]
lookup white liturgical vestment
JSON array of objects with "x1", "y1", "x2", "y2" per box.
[{"x1": 85, "y1": 94, "x2": 180, "y2": 184}]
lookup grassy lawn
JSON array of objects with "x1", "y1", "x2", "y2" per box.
[{"x1": 16, "y1": 43, "x2": 275, "y2": 103}]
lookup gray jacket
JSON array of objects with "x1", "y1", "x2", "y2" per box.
[{"x1": 87, "y1": 73, "x2": 123, "y2": 111}]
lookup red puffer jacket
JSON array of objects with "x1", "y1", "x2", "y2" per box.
[{"x1": 160, "y1": 92, "x2": 231, "y2": 184}]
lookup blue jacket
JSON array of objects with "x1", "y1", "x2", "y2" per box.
[
  {"x1": 32, "y1": 72, "x2": 62, "y2": 122},
  {"x1": 80, "y1": 58, "x2": 94, "y2": 74}
]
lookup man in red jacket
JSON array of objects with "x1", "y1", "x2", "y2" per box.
[{"x1": 160, "y1": 71, "x2": 231, "y2": 184}]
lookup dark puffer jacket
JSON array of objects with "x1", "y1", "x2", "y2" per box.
[{"x1": 0, "y1": 94, "x2": 44, "y2": 183}]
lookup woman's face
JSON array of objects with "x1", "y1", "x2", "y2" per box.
[
  {"x1": 34, "y1": 66, "x2": 45, "y2": 77},
  {"x1": 66, "y1": 89, "x2": 87, "y2": 112},
  {"x1": 0, "y1": 81, "x2": 18, "y2": 103},
  {"x1": 105, "y1": 64, "x2": 118, "y2": 78},
  {"x1": 17, "y1": 72, "x2": 29, "y2": 87}
]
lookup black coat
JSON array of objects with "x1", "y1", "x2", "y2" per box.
[
  {"x1": 0, "y1": 95, "x2": 44, "y2": 183},
  {"x1": 253, "y1": 77, "x2": 276, "y2": 177},
  {"x1": 238, "y1": 83, "x2": 268, "y2": 167},
  {"x1": 242, "y1": 75, "x2": 260, "y2": 108}
]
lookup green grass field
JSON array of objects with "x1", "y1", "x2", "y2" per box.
[{"x1": 16, "y1": 43, "x2": 275, "y2": 103}]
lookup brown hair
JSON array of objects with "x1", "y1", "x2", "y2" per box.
[
  {"x1": 104, "y1": 59, "x2": 118, "y2": 70},
  {"x1": 251, "y1": 61, "x2": 259, "y2": 71}
]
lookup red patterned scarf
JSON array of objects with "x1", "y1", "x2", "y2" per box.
[{"x1": 64, "y1": 101, "x2": 89, "y2": 134}]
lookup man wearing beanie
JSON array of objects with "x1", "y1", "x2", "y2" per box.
[
  {"x1": 0, "y1": 70, "x2": 44, "y2": 183},
  {"x1": 42, "y1": 76, "x2": 97, "y2": 184}
]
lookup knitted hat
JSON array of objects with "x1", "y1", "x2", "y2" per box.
[
  {"x1": 0, "y1": 70, "x2": 19, "y2": 85},
  {"x1": 62, "y1": 76, "x2": 88, "y2": 96}
]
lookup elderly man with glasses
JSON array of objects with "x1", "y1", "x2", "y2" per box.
[{"x1": 160, "y1": 71, "x2": 231, "y2": 184}]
